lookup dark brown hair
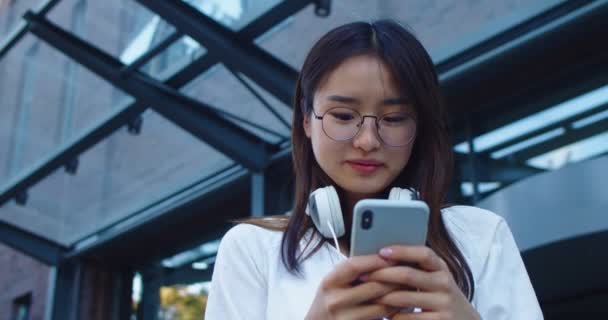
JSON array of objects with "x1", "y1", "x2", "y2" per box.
[{"x1": 243, "y1": 20, "x2": 474, "y2": 300}]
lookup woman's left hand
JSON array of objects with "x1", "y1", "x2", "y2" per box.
[{"x1": 362, "y1": 245, "x2": 481, "y2": 320}]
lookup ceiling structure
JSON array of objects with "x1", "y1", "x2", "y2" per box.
[{"x1": 0, "y1": 0, "x2": 606, "y2": 277}]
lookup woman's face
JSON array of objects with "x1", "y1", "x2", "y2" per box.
[{"x1": 304, "y1": 54, "x2": 415, "y2": 198}]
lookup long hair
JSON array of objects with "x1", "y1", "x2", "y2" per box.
[{"x1": 242, "y1": 20, "x2": 474, "y2": 300}]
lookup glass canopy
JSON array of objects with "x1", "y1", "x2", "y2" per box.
[
  {"x1": 0, "y1": 34, "x2": 132, "y2": 183},
  {"x1": 181, "y1": 63, "x2": 291, "y2": 144},
  {"x1": 0, "y1": 0, "x2": 43, "y2": 45},
  {"x1": 185, "y1": 0, "x2": 283, "y2": 31},
  {"x1": 255, "y1": 0, "x2": 565, "y2": 69},
  {"x1": 47, "y1": 0, "x2": 179, "y2": 64},
  {"x1": 1, "y1": 109, "x2": 233, "y2": 245},
  {"x1": 141, "y1": 35, "x2": 207, "y2": 80},
  {"x1": 1, "y1": 0, "x2": 605, "y2": 250}
]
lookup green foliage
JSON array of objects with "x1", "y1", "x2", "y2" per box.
[{"x1": 158, "y1": 286, "x2": 208, "y2": 320}]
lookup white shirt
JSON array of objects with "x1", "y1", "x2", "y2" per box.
[{"x1": 205, "y1": 205, "x2": 544, "y2": 319}]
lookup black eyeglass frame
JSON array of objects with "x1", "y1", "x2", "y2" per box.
[{"x1": 311, "y1": 107, "x2": 417, "y2": 147}]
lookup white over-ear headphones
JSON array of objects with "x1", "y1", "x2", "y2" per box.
[{"x1": 305, "y1": 186, "x2": 420, "y2": 238}]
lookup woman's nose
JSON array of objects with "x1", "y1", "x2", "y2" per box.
[{"x1": 352, "y1": 118, "x2": 381, "y2": 151}]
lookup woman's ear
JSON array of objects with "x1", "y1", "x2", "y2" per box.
[{"x1": 303, "y1": 113, "x2": 311, "y2": 138}]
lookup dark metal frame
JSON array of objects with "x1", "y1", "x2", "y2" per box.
[
  {"x1": 482, "y1": 103, "x2": 608, "y2": 156},
  {"x1": 0, "y1": 0, "x2": 313, "y2": 269},
  {"x1": 436, "y1": 0, "x2": 597, "y2": 75},
  {"x1": 0, "y1": 0, "x2": 61, "y2": 59},
  {"x1": 25, "y1": 12, "x2": 276, "y2": 169},
  {"x1": 0, "y1": 220, "x2": 65, "y2": 265},
  {"x1": 442, "y1": 0, "x2": 608, "y2": 201},
  {"x1": 34, "y1": 1, "x2": 309, "y2": 264},
  {"x1": 511, "y1": 116, "x2": 608, "y2": 161},
  {"x1": 46, "y1": 261, "x2": 80, "y2": 320},
  {"x1": 0, "y1": 0, "x2": 311, "y2": 206},
  {"x1": 456, "y1": 152, "x2": 543, "y2": 184},
  {"x1": 0, "y1": 0, "x2": 605, "y2": 259},
  {"x1": 0, "y1": 1, "x2": 605, "y2": 318},
  {"x1": 135, "y1": 0, "x2": 300, "y2": 106},
  {"x1": 445, "y1": 0, "x2": 608, "y2": 145}
]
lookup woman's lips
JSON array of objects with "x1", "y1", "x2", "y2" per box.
[{"x1": 346, "y1": 160, "x2": 383, "y2": 174}]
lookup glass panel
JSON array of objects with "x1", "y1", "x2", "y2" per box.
[
  {"x1": 255, "y1": 0, "x2": 565, "y2": 69},
  {"x1": 455, "y1": 84, "x2": 608, "y2": 153},
  {"x1": 572, "y1": 109, "x2": 608, "y2": 129},
  {"x1": 526, "y1": 131, "x2": 608, "y2": 170},
  {"x1": 0, "y1": 34, "x2": 131, "y2": 182},
  {"x1": 141, "y1": 35, "x2": 207, "y2": 80},
  {"x1": 0, "y1": 110, "x2": 234, "y2": 245},
  {"x1": 12, "y1": 293, "x2": 32, "y2": 320},
  {"x1": 490, "y1": 128, "x2": 565, "y2": 159},
  {"x1": 184, "y1": 0, "x2": 282, "y2": 31},
  {"x1": 0, "y1": 0, "x2": 41, "y2": 45},
  {"x1": 47, "y1": 0, "x2": 177, "y2": 64},
  {"x1": 182, "y1": 64, "x2": 291, "y2": 143}
]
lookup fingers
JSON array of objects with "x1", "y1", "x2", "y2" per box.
[
  {"x1": 366, "y1": 266, "x2": 453, "y2": 292},
  {"x1": 379, "y1": 246, "x2": 448, "y2": 272},
  {"x1": 375, "y1": 290, "x2": 445, "y2": 311},
  {"x1": 340, "y1": 281, "x2": 400, "y2": 306},
  {"x1": 339, "y1": 304, "x2": 396, "y2": 320},
  {"x1": 390, "y1": 312, "x2": 443, "y2": 320},
  {"x1": 323, "y1": 254, "x2": 395, "y2": 287}
]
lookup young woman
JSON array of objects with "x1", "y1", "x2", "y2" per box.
[{"x1": 205, "y1": 20, "x2": 543, "y2": 320}]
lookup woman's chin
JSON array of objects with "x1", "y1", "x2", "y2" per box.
[{"x1": 338, "y1": 181, "x2": 388, "y2": 198}]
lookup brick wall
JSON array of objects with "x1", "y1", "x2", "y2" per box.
[{"x1": 0, "y1": 243, "x2": 50, "y2": 320}]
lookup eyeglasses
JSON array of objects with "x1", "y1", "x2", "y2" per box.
[{"x1": 311, "y1": 107, "x2": 416, "y2": 147}]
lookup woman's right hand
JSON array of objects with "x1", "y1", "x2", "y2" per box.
[{"x1": 305, "y1": 254, "x2": 399, "y2": 320}]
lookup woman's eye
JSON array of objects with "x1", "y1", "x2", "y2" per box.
[
  {"x1": 329, "y1": 112, "x2": 356, "y2": 121},
  {"x1": 383, "y1": 114, "x2": 408, "y2": 123}
]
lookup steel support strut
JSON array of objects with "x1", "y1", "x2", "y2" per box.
[
  {"x1": 135, "y1": 0, "x2": 299, "y2": 106},
  {"x1": 0, "y1": 0, "x2": 310, "y2": 208},
  {"x1": 23, "y1": 12, "x2": 274, "y2": 172}
]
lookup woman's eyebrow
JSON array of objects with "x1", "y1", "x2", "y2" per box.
[
  {"x1": 326, "y1": 95, "x2": 410, "y2": 106},
  {"x1": 326, "y1": 95, "x2": 360, "y2": 104}
]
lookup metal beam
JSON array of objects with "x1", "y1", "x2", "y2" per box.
[
  {"x1": 251, "y1": 171, "x2": 265, "y2": 217},
  {"x1": 0, "y1": 220, "x2": 65, "y2": 265},
  {"x1": 511, "y1": 117, "x2": 608, "y2": 161},
  {"x1": 0, "y1": 0, "x2": 306, "y2": 209},
  {"x1": 446, "y1": 0, "x2": 608, "y2": 145},
  {"x1": 24, "y1": 12, "x2": 275, "y2": 171},
  {"x1": 0, "y1": 102, "x2": 146, "y2": 206},
  {"x1": 465, "y1": 118, "x2": 480, "y2": 203},
  {"x1": 456, "y1": 152, "x2": 543, "y2": 183},
  {"x1": 47, "y1": 260, "x2": 82, "y2": 320},
  {"x1": 436, "y1": 0, "x2": 599, "y2": 76},
  {"x1": 135, "y1": 0, "x2": 302, "y2": 106},
  {"x1": 482, "y1": 102, "x2": 608, "y2": 156},
  {"x1": 0, "y1": 0, "x2": 62, "y2": 60},
  {"x1": 69, "y1": 151, "x2": 293, "y2": 267},
  {"x1": 138, "y1": 265, "x2": 163, "y2": 320},
  {"x1": 162, "y1": 264, "x2": 214, "y2": 285}
]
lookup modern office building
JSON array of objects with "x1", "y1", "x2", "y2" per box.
[{"x1": 1, "y1": 1, "x2": 607, "y2": 319}]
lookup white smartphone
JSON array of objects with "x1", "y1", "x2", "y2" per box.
[{"x1": 349, "y1": 199, "x2": 430, "y2": 257}]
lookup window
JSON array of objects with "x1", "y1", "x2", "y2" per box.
[{"x1": 12, "y1": 293, "x2": 32, "y2": 320}]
